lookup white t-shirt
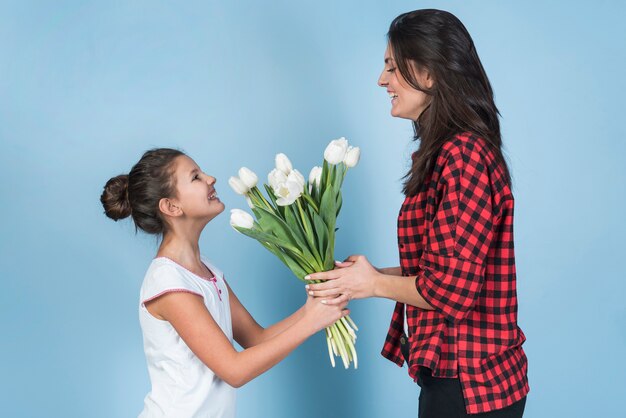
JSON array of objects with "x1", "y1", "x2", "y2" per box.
[{"x1": 138, "y1": 256, "x2": 236, "y2": 418}]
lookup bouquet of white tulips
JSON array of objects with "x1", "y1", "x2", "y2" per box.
[{"x1": 229, "y1": 137, "x2": 361, "y2": 369}]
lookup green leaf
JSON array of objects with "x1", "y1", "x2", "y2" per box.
[
  {"x1": 255, "y1": 207, "x2": 298, "y2": 247},
  {"x1": 264, "y1": 184, "x2": 285, "y2": 219},
  {"x1": 320, "y1": 184, "x2": 337, "y2": 232},
  {"x1": 235, "y1": 226, "x2": 317, "y2": 272},
  {"x1": 283, "y1": 204, "x2": 320, "y2": 267},
  {"x1": 336, "y1": 189, "x2": 343, "y2": 217},
  {"x1": 321, "y1": 160, "x2": 330, "y2": 192},
  {"x1": 234, "y1": 226, "x2": 300, "y2": 255},
  {"x1": 297, "y1": 200, "x2": 323, "y2": 265},
  {"x1": 334, "y1": 164, "x2": 345, "y2": 190},
  {"x1": 310, "y1": 207, "x2": 330, "y2": 267},
  {"x1": 279, "y1": 252, "x2": 310, "y2": 281},
  {"x1": 320, "y1": 184, "x2": 337, "y2": 267},
  {"x1": 259, "y1": 241, "x2": 311, "y2": 281}
]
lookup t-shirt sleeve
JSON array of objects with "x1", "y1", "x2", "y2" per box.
[
  {"x1": 140, "y1": 264, "x2": 203, "y2": 307},
  {"x1": 415, "y1": 143, "x2": 495, "y2": 324}
]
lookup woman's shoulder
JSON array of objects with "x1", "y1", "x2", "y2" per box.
[
  {"x1": 435, "y1": 132, "x2": 513, "y2": 203},
  {"x1": 439, "y1": 132, "x2": 492, "y2": 162}
]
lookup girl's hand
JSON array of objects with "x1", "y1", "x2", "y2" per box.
[
  {"x1": 305, "y1": 255, "x2": 380, "y2": 305},
  {"x1": 301, "y1": 294, "x2": 349, "y2": 333}
]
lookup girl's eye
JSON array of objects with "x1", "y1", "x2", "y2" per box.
[{"x1": 193, "y1": 174, "x2": 200, "y2": 181}]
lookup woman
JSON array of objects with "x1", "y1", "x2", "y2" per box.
[{"x1": 306, "y1": 9, "x2": 529, "y2": 417}]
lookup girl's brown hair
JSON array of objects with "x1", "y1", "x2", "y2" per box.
[{"x1": 101, "y1": 148, "x2": 184, "y2": 234}]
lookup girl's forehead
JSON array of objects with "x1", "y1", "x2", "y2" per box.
[
  {"x1": 173, "y1": 155, "x2": 200, "y2": 177},
  {"x1": 175, "y1": 155, "x2": 197, "y2": 169}
]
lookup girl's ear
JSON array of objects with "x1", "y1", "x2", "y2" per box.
[{"x1": 158, "y1": 197, "x2": 183, "y2": 218}]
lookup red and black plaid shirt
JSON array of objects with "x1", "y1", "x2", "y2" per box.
[{"x1": 382, "y1": 132, "x2": 529, "y2": 414}]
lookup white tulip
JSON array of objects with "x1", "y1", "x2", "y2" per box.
[
  {"x1": 230, "y1": 209, "x2": 254, "y2": 229},
  {"x1": 245, "y1": 196, "x2": 254, "y2": 209},
  {"x1": 268, "y1": 168, "x2": 288, "y2": 190},
  {"x1": 288, "y1": 169, "x2": 306, "y2": 188},
  {"x1": 343, "y1": 146, "x2": 361, "y2": 168},
  {"x1": 324, "y1": 137, "x2": 349, "y2": 165},
  {"x1": 309, "y1": 166, "x2": 322, "y2": 187},
  {"x1": 275, "y1": 180, "x2": 303, "y2": 206},
  {"x1": 238, "y1": 167, "x2": 258, "y2": 189},
  {"x1": 228, "y1": 176, "x2": 249, "y2": 195},
  {"x1": 275, "y1": 153, "x2": 293, "y2": 175}
]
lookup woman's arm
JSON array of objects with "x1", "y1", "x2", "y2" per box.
[
  {"x1": 226, "y1": 282, "x2": 305, "y2": 348},
  {"x1": 146, "y1": 291, "x2": 347, "y2": 388},
  {"x1": 306, "y1": 256, "x2": 433, "y2": 310},
  {"x1": 377, "y1": 266, "x2": 401, "y2": 276}
]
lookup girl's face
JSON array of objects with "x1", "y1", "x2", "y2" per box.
[
  {"x1": 378, "y1": 45, "x2": 432, "y2": 121},
  {"x1": 168, "y1": 155, "x2": 225, "y2": 222}
]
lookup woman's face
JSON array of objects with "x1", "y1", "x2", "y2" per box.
[
  {"x1": 378, "y1": 45, "x2": 432, "y2": 121},
  {"x1": 167, "y1": 155, "x2": 225, "y2": 222}
]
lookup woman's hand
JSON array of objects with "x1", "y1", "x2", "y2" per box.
[
  {"x1": 301, "y1": 294, "x2": 349, "y2": 333},
  {"x1": 305, "y1": 255, "x2": 381, "y2": 305}
]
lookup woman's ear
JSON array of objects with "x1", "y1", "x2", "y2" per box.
[
  {"x1": 421, "y1": 69, "x2": 434, "y2": 89},
  {"x1": 158, "y1": 197, "x2": 183, "y2": 218}
]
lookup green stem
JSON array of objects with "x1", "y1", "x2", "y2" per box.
[{"x1": 251, "y1": 187, "x2": 274, "y2": 212}]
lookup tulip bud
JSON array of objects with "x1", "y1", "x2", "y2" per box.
[
  {"x1": 343, "y1": 146, "x2": 361, "y2": 168},
  {"x1": 238, "y1": 167, "x2": 258, "y2": 188},
  {"x1": 309, "y1": 166, "x2": 322, "y2": 187},
  {"x1": 275, "y1": 153, "x2": 293, "y2": 175},
  {"x1": 268, "y1": 168, "x2": 287, "y2": 190},
  {"x1": 288, "y1": 169, "x2": 305, "y2": 189},
  {"x1": 275, "y1": 180, "x2": 303, "y2": 206},
  {"x1": 230, "y1": 209, "x2": 254, "y2": 229},
  {"x1": 228, "y1": 176, "x2": 249, "y2": 195},
  {"x1": 324, "y1": 137, "x2": 349, "y2": 165}
]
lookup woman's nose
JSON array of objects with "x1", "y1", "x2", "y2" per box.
[{"x1": 378, "y1": 70, "x2": 388, "y2": 87}]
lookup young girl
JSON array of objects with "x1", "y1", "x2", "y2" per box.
[
  {"x1": 101, "y1": 148, "x2": 349, "y2": 417},
  {"x1": 306, "y1": 9, "x2": 528, "y2": 418}
]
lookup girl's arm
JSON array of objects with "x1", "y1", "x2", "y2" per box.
[
  {"x1": 226, "y1": 282, "x2": 305, "y2": 348},
  {"x1": 145, "y1": 291, "x2": 347, "y2": 388}
]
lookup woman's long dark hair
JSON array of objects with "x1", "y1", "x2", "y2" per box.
[{"x1": 388, "y1": 9, "x2": 511, "y2": 196}]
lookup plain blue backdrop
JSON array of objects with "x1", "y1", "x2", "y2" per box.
[{"x1": 1, "y1": 1, "x2": 625, "y2": 417}]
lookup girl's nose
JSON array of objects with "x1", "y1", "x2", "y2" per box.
[{"x1": 206, "y1": 175, "x2": 216, "y2": 185}]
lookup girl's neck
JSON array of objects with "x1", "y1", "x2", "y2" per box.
[{"x1": 157, "y1": 229, "x2": 203, "y2": 270}]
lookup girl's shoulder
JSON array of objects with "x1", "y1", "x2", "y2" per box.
[
  {"x1": 140, "y1": 258, "x2": 201, "y2": 301},
  {"x1": 199, "y1": 256, "x2": 225, "y2": 280}
]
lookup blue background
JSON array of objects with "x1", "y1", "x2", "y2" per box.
[{"x1": 1, "y1": 1, "x2": 624, "y2": 417}]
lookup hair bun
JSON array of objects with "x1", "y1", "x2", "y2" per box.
[{"x1": 101, "y1": 174, "x2": 132, "y2": 220}]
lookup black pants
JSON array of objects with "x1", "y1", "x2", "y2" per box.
[{"x1": 400, "y1": 335, "x2": 526, "y2": 418}]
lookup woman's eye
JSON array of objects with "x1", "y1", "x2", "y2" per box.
[{"x1": 387, "y1": 67, "x2": 396, "y2": 73}]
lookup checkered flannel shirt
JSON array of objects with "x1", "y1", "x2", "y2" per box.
[{"x1": 382, "y1": 132, "x2": 529, "y2": 414}]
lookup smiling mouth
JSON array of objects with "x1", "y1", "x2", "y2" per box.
[
  {"x1": 208, "y1": 190, "x2": 219, "y2": 201},
  {"x1": 388, "y1": 92, "x2": 398, "y2": 101}
]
